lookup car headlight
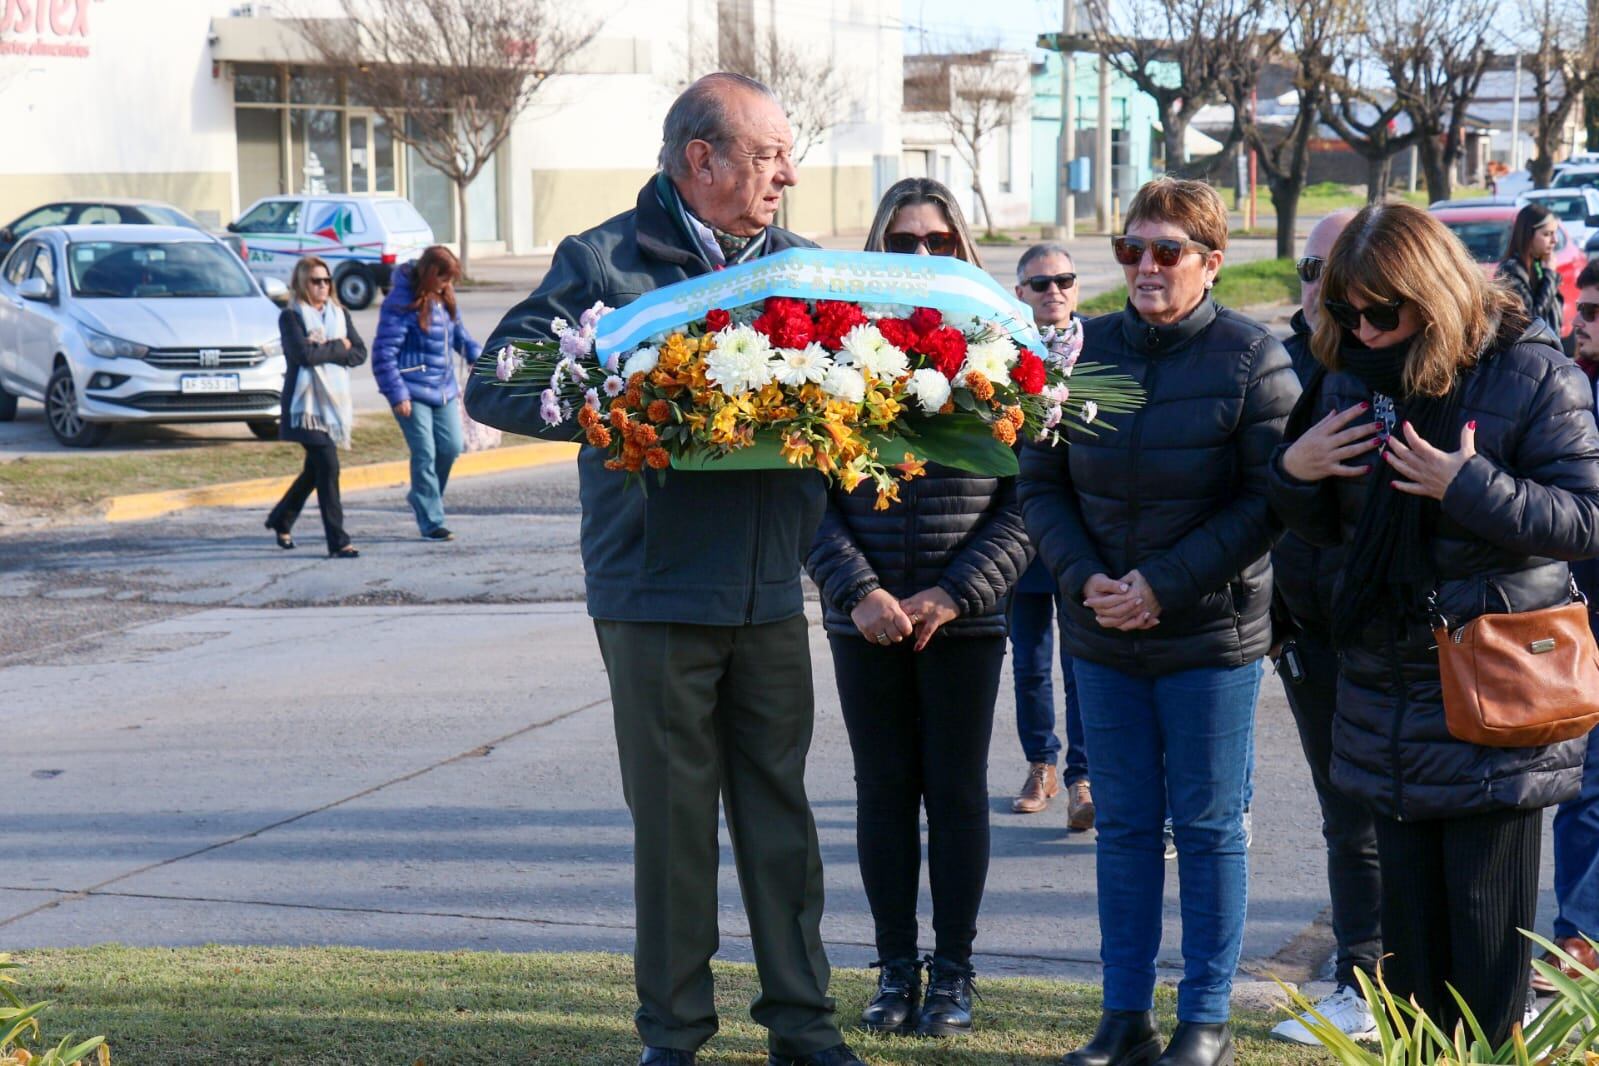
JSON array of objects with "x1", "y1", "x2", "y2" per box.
[
  {"x1": 260, "y1": 337, "x2": 284, "y2": 360},
  {"x1": 80, "y1": 324, "x2": 150, "y2": 359}
]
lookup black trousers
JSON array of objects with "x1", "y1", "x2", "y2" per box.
[
  {"x1": 1373, "y1": 807, "x2": 1542, "y2": 1046},
  {"x1": 268, "y1": 441, "x2": 349, "y2": 554},
  {"x1": 1279, "y1": 629, "x2": 1382, "y2": 986},
  {"x1": 829, "y1": 632, "x2": 1005, "y2": 966}
]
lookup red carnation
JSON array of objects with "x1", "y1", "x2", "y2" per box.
[
  {"x1": 1010, "y1": 351, "x2": 1048, "y2": 394},
  {"x1": 763, "y1": 296, "x2": 809, "y2": 317},
  {"x1": 754, "y1": 306, "x2": 816, "y2": 349},
  {"x1": 705, "y1": 308, "x2": 731, "y2": 331},
  {"x1": 813, "y1": 300, "x2": 869, "y2": 350},
  {"x1": 876, "y1": 318, "x2": 918, "y2": 351},
  {"x1": 909, "y1": 306, "x2": 944, "y2": 336},
  {"x1": 914, "y1": 326, "x2": 969, "y2": 380}
]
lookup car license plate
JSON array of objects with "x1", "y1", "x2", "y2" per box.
[{"x1": 180, "y1": 375, "x2": 240, "y2": 394}]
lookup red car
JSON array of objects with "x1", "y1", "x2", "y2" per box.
[{"x1": 1429, "y1": 202, "x2": 1582, "y2": 336}]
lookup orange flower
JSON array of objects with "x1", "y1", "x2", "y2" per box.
[
  {"x1": 632, "y1": 423, "x2": 660, "y2": 447},
  {"x1": 1005, "y1": 405, "x2": 1025, "y2": 429},
  {"x1": 938, "y1": 400, "x2": 955, "y2": 415},
  {"x1": 780, "y1": 432, "x2": 815, "y2": 466},
  {"x1": 874, "y1": 483, "x2": 902, "y2": 511},
  {"x1": 578, "y1": 406, "x2": 600, "y2": 429},
  {"x1": 604, "y1": 458, "x2": 626, "y2": 471},
  {"x1": 586, "y1": 425, "x2": 613, "y2": 448},
  {"x1": 647, "y1": 399, "x2": 672, "y2": 423},
  {"x1": 627, "y1": 372, "x2": 647, "y2": 390},
  {"x1": 895, "y1": 454, "x2": 927, "y2": 480},
  {"x1": 610, "y1": 398, "x2": 629, "y2": 413},
  {"x1": 610, "y1": 407, "x2": 629, "y2": 430},
  {"x1": 625, "y1": 386, "x2": 644, "y2": 408},
  {"x1": 645, "y1": 447, "x2": 671, "y2": 469},
  {"x1": 992, "y1": 418, "x2": 1017, "y2": 445},
  {"x1": 967, "y1": 371, "x2": 995, "y2": 402}
]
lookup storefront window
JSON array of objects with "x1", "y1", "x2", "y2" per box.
[
  {"x1": 291, "y1": 109, "x2": 345, "y2": 194},
  {"x1": 406, "y1": 141, "x2": 454, "y2": 242},
  {"x1": 468, "y1": 158, "x2": 499, "y2": 242},
  {"x1": 290, "y1": 70, "x2": 340, "y2": 106},
  {"x1": 373, "y1": 114, "x2": 396, "y2": 193},
  {"x1": 234, "y1": 65, "x2": 282, "y2": 104}
]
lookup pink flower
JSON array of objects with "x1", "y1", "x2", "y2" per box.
[
  {"x1": 580, "y1": 301, "x2": 607, "y2": 331},
  {"x1": 539, "y1": 388, "x2": 564, "y2": 425},
  {"x1": 495, "y1": 346, "x2": 523, "y2": 382}
]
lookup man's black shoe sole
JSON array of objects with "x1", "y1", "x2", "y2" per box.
[{"x1": 1062, "y1": 1035, "x2": 1163, "y2": 1066}]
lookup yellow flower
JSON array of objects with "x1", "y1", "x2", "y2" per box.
[
  {"x1": 780, "y1": 432, "x2": 815, "y2": 466},
  {"x1": 895, "y1": 454, "x2": 927, "y2": 480},
  {"x1": 838, "y1": 459, "x2": 867, "y2": 493},
  {"x1": 874, "y1": 482, "x2": 902, "y2": 511}
]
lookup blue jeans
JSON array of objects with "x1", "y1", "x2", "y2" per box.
[
  {"x1": 1007, "y1": 589, "x2": 1088, "y2": 782},
  {"x1": 394, "y1": 398, "x2": 463, "y2": 535},
  {"x1": 1074, "y1": 657, "x2": 1260, "y2": 1022},
  {"x1": 1553, "y1": 725, "x2": 1599, "y2": 941}
]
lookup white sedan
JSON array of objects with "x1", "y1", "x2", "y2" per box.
[
  {"x1": 1521, "y1": 188, "x2": 1599, "y2": 252},
  {"x1": 0, "y1": 224, "x2": 288, "y2": 447}
]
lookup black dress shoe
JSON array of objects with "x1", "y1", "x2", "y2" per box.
[
  {"x1": 1154, "y1": 1022, "x2": 1232, "y2": 1066},
  {"x1": 638, "y1": 1047, "x2": 696, "y2": 1065},
  {"x1": 1062, "y1": 1009, "x2": 1163, "y2": 1066},
  {"x1": 914, "y1": 955, "x2": 975, "y2": 1037},
  {"x1": 766, "y1": 1043, "x2": 867, "y2": 1065},
  {"x1": 859, "y1": 957, "x2": 921, "y2": 1034},
  {"x1": 424, "y1": 527, "x2": 455, "y2": 541}
]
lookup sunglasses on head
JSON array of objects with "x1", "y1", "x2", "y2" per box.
[
  {"x1": 1577, "y1": 302, "x2": 1599, "y2": 323},
  {"x1": 1325, "y1": 297, "x2": 1406, "y2": 333},
  {"x1": 1111, "y1": 234, "x2": 1212, "y2": 267},
  {"x1": 884, "y1": 230, "x2": 959, "y2": 256},
  {"x1": 1295, "y1": 257, "x2": 1324, "y2": 284},
  {"x1": 1024, "y1": 273, "x2": 1077, "y2": 294}
]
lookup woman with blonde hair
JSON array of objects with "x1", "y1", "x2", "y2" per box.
[
  {"x1": 1270, "y1": 200, "x2": 1599, "y2": 1044},
  {"x1": 265, "y1": 255, "x2": 368, "y2": 558},
  {"x1": 808, "y1": 176, "x2": 1029, "y2": 1039}
]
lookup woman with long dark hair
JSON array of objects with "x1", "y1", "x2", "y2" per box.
[
  {"x1": 1496, "y1": 202, "x2": 1564, "y2": 334},
  {"x1": 1270, "y1": 201, "x2": 1599, "y2": 1044},
  {"x1": 808, "y1": 177, "x2": 1029, "y2": 1040},
  {"x1": 371, "y1": 244, "x2": 482, "y2": 541}
]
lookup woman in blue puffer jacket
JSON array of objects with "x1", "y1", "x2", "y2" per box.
[{"x1": 371, "y1": 245, "x2": 482, "y2": 541}]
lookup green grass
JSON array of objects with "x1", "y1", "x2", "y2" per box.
[
  {"x1": 1078, "y1": 257, "x2": 1302, "y2": 317},
  {"x1": 11, "y1": 946, "x2": 1330, "y2": 1065}
]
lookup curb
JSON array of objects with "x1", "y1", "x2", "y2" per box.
[{"x1": 102, "y1": 441, "x2": 579, "y2": 523}]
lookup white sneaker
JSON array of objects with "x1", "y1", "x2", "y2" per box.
[{"x1": 1271, "y1": 984, "x2": 1378, "y2": 1045}]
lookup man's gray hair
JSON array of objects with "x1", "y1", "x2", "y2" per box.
[
  {"x1": 1017, "y1": 241, "x2": 1074, "y2": 279},
  {"x1": 658, "y1": 72, "x2": 779, "y2": 179}
]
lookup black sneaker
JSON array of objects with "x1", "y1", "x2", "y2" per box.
[
  {"x1": 766, "y1": 1045, "x2": 866, "y2": 1065},
  {"x1": 859, "y1": 957, "x2": 921, "y2": 1034},
  {"x1": 914, "y1": 955, "x2": 975, "y2": 1037},
  {"x1": 424, "y1": 527, "x2": 455, "y2": 541}
]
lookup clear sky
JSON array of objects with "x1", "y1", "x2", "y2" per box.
[{"x1": 901, "y1": 0, "x2": 1064, "y2": 52}]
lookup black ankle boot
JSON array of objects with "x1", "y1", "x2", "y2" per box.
[
  {"x1": 914, "y1": 955, "x2": 975, "y2": 1037},
  {"x1": 1061, "y1": 1009, "x2": 1163, "y2": 1066},
  {"x1": 1154, "y1": 1022, "x2": 1232, "y2": 1066},
  {"x1": 859, "y1": 957, "x2": 921, "y2": 1034}
]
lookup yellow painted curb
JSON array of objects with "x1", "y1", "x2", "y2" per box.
[{"x1": 102, "y1": 442, "x2": 580, "y2": 524}]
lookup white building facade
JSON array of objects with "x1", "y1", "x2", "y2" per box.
[{"x1": 0, "y1": 0, "x2": 906, "y2": 254}]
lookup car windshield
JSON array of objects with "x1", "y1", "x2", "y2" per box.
[
  {"x1": 140, "y1": 205, "x2": 204, "y2": 230},
  {"x1": 1440, "y1": 220, "x2": 1510, "y2": 262},
  {"x1": 66, "y1": 240, "x2": 256, "y2": 298},
  {"x1": 1529, "y1": 197, "x2": 1587, "y2": 222},
  {"x1": 1554, "y1": 172, "x2": 1599, "y2": 189}
]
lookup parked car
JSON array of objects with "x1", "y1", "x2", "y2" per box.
[
  {"x1": 0, "y1": 225, "x2": 288, "y2": 447},
  {"x1": 0, "y1": 198, "x2": 246, "y2": 262},
  {"x1": 1552, "y1": 165, "x2": 1599, "y2": 192},
  {"x1": 1521, "y1": 188, "x2": 1599, "y2": 250},
  {"x1": 1430, "y1": 202, "x2": 1583, "y2": 336},
  {"x1": 228, "y1": 194, "x2": 434, "y2": 310}
]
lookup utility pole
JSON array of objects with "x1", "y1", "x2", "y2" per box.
[
  {"x1": 1096, "y1": 52, "x2": 1111, "y2": 232},
  {"x1": 1050, "y1": 0, "x2": 1077, "y2": 238},
  {"x1": 1510, "y1": 50, "x2": 1523, "y2": 173}
]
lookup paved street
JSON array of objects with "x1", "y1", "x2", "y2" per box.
[{"x1": 0, "y1": 463, "x2": 1563, "y2": 991}]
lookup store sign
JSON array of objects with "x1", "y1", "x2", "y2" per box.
[{"x1": 0, "y1": 0, "x2": 94, "y2": 59}]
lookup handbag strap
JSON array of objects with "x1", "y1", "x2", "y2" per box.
[{"x1": 1430, "y1": 575, "x2": 1586, "y2": 632}]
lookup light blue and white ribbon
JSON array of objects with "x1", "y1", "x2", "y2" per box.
[{"x1": 594, "y1": 248, "x2": 1046, "y2": 363}]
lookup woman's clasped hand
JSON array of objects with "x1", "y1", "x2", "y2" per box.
[{"x1": 849, "y1": 586, "x2": 962, "y2": 651}]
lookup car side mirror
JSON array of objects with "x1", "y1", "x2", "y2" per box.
[
  {"x1": 0, "y1": 227, "x2": 12, "y2": 244},
  {"x1": 18, "y1": 277, "x2": 51, "y2": 301},
  {"x1": 226, "y1": 221, "x2": 240, "y2": 233},
  {"x1": 262, "y1": 276, "x2": 289, "y2": 305}
]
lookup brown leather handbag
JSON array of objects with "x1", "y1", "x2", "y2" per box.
[{"x1": 1432, "y1": 581, "x2": 1599, "y2": 747}]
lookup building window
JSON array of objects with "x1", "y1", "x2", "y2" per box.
[{"x1": 234, "y1": 66, "x2": 282, "y2": 104}]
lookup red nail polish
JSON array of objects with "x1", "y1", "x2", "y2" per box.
[
  {"x1": 1467, "y1": 420, "x2": 1477, "y2": 430},
  {"x1": 1359, "y1": 402, "x2": 1370, "y2": 411}
]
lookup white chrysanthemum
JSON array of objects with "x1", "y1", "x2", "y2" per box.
[
  {"x1": 838, "y1": 324, "x2": 910, "y2": 379},
  {"x1": 602, "y1": 374, "x2": 627, "y2": 398},
  {"x1": 705, "y1": 325, "x2": 775, "y2": 394},
  {"x1": 962, "y1": 337, "x2": 1018, "y2": 382},
  {"x1": 862, "y1": 303, "x2": 917, "y2": 320},
  {"x1": 772, "y1": 344, "x2": 834, "y2": 387},
  {"x1": 623, "y1": 346, "x2": 659, "y2": 378},
  {"x1": 907, "y1": 368, "x2": 952, "y2": 414},
  {"x1": 820, "y1": 364, "x2": 867, "y2": 404}
]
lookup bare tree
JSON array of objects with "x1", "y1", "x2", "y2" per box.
[
  {"x1": 1226, "y1": 0, "x2": 1360, "y2": 256},
  {"x1": 718, "y1": 29, "x2": 849, "y2": 166},
  {"x1": 1365, "y1": 0, "x2": 1494, "y2": 204},
  {"x1": 295, "y1": 0, "x2": 598, "y2": 278},
  {"x1": 1518, "y1": 0, "x2": 1599, "y2": 188},
  {"x1": 908, "y1": 52, "x2": 1029, "y2": 236},
  {"x1": 1083, "y1": 0, "x2": 1277, "y2": 177},
  {"x1": 1319, "y1": 55, "x2": 1420, "y2": 203}
]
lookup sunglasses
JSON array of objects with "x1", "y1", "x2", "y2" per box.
[
  {"x1": 1024, "y1": 273, "x2": 1077, "y2": 293},
  {"x1": 1111, "y1": 235, "x2": 1212, "y2": 267},
  {"x1": 1325, "y1": 297, "x2": 1406, "y2": 333},
  {"x1": 1578, "y1": 302, "x2": 1599, "y2": 323},
  {"x1": 884, "y1": 231, "x2": 959, "y2": 256},
  {"x1": 308, "y1": 276, "x2": 332, "y2": 286},
  {"x1": 1295, "y1": 257, "x2": 1324, "y2": 284}
]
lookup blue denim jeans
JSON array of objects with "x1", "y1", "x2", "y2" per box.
[
  {"x1": 1553, "y1": 725, "x2": 1599, "y2": 941},
  {"x1": 1007, "y1": 589, "x2": 1088, "y2": 782},
  {"x1": 394, "y1": 398, "x2": 463, "y2": 535},
  {"x1": 1073, "y1": 657, "x2": 1261, "y2": 1022}
]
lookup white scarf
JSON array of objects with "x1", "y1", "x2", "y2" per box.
[{"x1": 290, "y1": 300, "x2": 354, "y2": 448}]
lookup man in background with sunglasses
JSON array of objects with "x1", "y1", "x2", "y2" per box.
[
  {"x1": 1006, "y1": 243, "x2": 1096, "y2": 831},
  {"x1": 1529, "y1": 259, "x2": 1599, "y2": 998},
  {"x1": 1267, "y1": 209, "x2": 1384, "y2": 1047}
]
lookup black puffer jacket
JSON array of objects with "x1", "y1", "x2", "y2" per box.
[
  {"x1": 1267, "y1": 318, "x2": 1599, "y2": 820},
  {"x1": 807, "y1": 465, "x2": 1031, "y2": 638},
  {"x1": 1496, "y1": 257, "x2": 1564, "y2": 339},
  {"x1": 1272, "y1": 310, "x2": 1343, "y2": 637},
  {"x1": 1019, "y1": 299, "x2": 1299, "y2": 675}
]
